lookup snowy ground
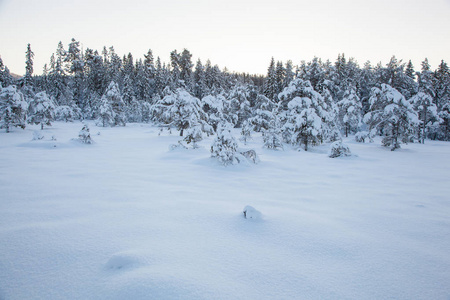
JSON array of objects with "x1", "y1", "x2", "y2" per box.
[{"x1": 0, "y1": 121, "x2": 449, "y2": 300}]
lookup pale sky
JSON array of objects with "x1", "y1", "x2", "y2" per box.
[{"x1": 0, "y1": 0, "x2": 449, "y2": 76}]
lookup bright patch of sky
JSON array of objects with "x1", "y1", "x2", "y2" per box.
[{"x1": 0, "y1": 0, "x2": 449, "y2": 75}]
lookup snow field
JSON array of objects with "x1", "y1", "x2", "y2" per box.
[{"x1": 0, "y1": 121, "x2": 450, "y2": 299}]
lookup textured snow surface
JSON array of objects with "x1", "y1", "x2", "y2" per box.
[{"x1": 1, "y1": 122, "x2": 450, "y2": 300}]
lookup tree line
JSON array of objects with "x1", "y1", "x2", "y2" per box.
[{"x1": 1, "y1": 38, "x2": 449, "y2": 157}]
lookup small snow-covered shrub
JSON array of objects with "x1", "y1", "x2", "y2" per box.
[
  {"x1": 32, "y1": 131, "x2": 44, "y2": 140},
  {"x1": 183, "y1": 125, "x2": 203, "y2": 148},
  {"x1": 243, "y1": 205, "x2": 262, "y2": 220},
  {"x1": 169, "y1": 141, "x2": 188, "y2": 151},
  {"x1": 240, "y1": 149, "x2": 260, "y2": 164},
  {"x1": 211, "y1": 123, "x2": 239, "y2": 166},
  {"x1": 263, "y1": 128, "x2": 284, "y2": 150},
  {"x1": 240, "y1": 120, "x2": 252, "y2": 145},
  {"x1": 355, "y1": 131, "x2": 369, "y2": 143},
  {"x1": 329, "y1": 141, "x2": 351, "y2": 158},
  {"x1": 78, "y1": 124, "x2": 93, "y2": 144}
]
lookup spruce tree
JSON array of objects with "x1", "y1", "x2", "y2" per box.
[{"x1": 24, "y1": 43, "x2": 34, "y2": 87}]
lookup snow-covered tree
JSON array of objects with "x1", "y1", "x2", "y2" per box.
[
  {"x1": 23, "y1": 43, "x2": 34, "y2": 87},
  {"x1": 240, "y1": 120, "x2": 253, "y2": 144},
  {"x1": 78, "y1": 124, "x2": 93, "y2": 144},
  {"x1": 211, "y1": 122, "x2": 239, "y2": 166},
  {"x1": 97, "y1": 81, "x2": 126, "y2": 127},
  {"x1": 0, "y1": 58, "x2": 14, "y2": 88},
  {"x1": 329, "y1": 141, "x2": 352, "y2": 158},
  {"x1": 28, "y1": 91, "x2": 56, "y2": 130},
  {"x1": 183, "y1": 125, "x2": 203, "y2": 148},
  {"x1": 264, "y1": 57, "x2": 277, "y2": 101},
  {"x1": 437, "y1": 102, "x2": 450, "y2": 140},
  {"x1": 97, "y1": 96, "x2": 115, "y2": 127},
  {"x1": 0, "y1": 85, "x2": 28, "y2": 132},
  {"x1": 278, "y1": 78, "x2": 331, "y2": 150},
  {"x1": 282, "y1": 96, "x2": 326, "y2": 151},
  {"x1": 201, "y1": 94, "x2": 225, "y2": 132},
  {"x1": 152, "y1": 88, "x2": 206, "y2": 136},
  {"x1": 337, "y1": 87, "x2": 362, "y2": 137},
  {"x1": 364, "y1": 84, "x2": 418, "y2": 150},
  {"x1": 262, "y1": 118, "x2": 283, "y2": 150},
  {"x1": 55, "y1": 105, "x2": 80, "y2": 122},
  {"x1": 410, "y1": 92, "x2": 439, "y2": 143},
  {"x1": 434, "y1": 60, "x2": 450, "y2": 111}
]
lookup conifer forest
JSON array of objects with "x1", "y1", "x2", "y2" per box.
[{"x1": 1, "y1": 38, "x2": 450, "y2": 156}]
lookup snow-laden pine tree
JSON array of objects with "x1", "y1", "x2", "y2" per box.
[
  {"x1": 65, "y1": 38, "x2": 85, "y2": 110},
  {"x1": 246, "y1": 95, "x2": 275, "y2": 133},
  {"x1": 201, "y1": 94, "x2": 225, "y2": 132},
  {"x1": 97, "y1": 81, "x2": 126, "y2": 127},
  {"x1": 434, "y1": 60, "x2": 450, "y2": 112},
  {"x1": 152, "y1": 88, "x2": 206, "y2": 136},
  {"x1": 278, "y1": 78, "x2": 331, "y2": 150},
  {"x1": 227, "y1": 83, "x2": 251, "y2": 127},
  {"x1": 97, "y1": 96, "x2": 115, "y2": 127},
  {"x1": 410, "y1": 92, "x2": 439, "y2": 143},
  {"x1": 0, "y1": 85, "x2": 28, "y2": 132},
  {"x1": 183, "y1": 125, "x2": 203, "y2": 148},
  {"x1": 264, "y1": 57, "x2": 277, "y2": 101},
  {"x1": 262, "y1": 117, "x2": 283, "y2": 150},
  {"x1": 78, "y1": 124, "x2": 93, "y2": 144},
  {"x1": 211, "y1": 122, "x2": 239, "y2": 166},
  {"x1": 240, "y1": 120, "x2": 252, "y2": 145},
  {"x1": 437, "y1": 102, "x2": 450, "y2": 140},
  {"x1": 28, "y1": 91, "x2": 56, "y2": 130},
  {"x1": 337, "y1": 87, "x2": 362, "y2": 137},
  {"x1": 282, "y1": 96, "x2": 326, "y2": 151},
  {"x1": 0, "y1": 58, "x2": 14, "y2": 88},
  {"x1": 363, "y1": 84, "x2": 418, "y2": 150},
  {"x1": 24, "y1": 43, "x2": 34, "y2": 87}
]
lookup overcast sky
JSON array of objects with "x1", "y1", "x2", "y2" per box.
[{"x1": 0, "y1": 0, "x2": 449, "y2": 76}]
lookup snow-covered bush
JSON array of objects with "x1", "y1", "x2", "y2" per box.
[
  {"x1": 240, "y1": 120, "x2": 252, "y2": 145},
  {"x1": 262, "y1": 126, "x2": 283, "y2": 150},
  {"x1": 183, "y1": 125, "x2": 203, "y2": 148},
  {"x1": 32, "y1": 130, "x2": 44, "y2": 140},
  {"x1": 355, "y1": 131, "x2": 369, "y2": 143},
  {"x1": 211, "y1": 122, "x2": 239, "y2": 166},
  {"x1": 328, "y1": 141, "x2": 352, "y2": 158},
  {"x1": 0, "y1": 85, "x2": 28, "y2": 133},
  {"x1": 78, "y1": 124, "x2": 93, "y2": 144},
  {"x1": 240, "y1": 149, "x2": 260, "y2": 164}
]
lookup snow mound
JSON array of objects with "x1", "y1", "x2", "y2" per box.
[
  {"x1": 243, "y1": 205, "x2": 262, "y2": 220},
  {"x1": 105, "y1": 252, "x2": 146, "y2": 270}
]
